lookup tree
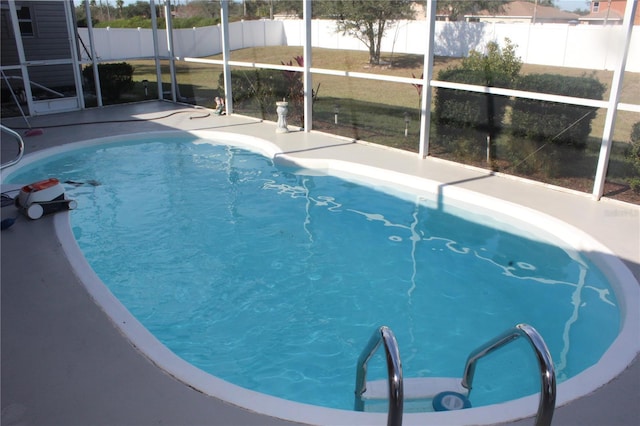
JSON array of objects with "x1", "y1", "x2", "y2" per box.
[
  {"x1": 461, "y1": 38, "x2": 522, "y2": 86},
  {"x1": 123, "y1": 1, "x2": 156, "y2": 19},
  {"x1": 435, "y1": 38, "x2": 523, "y2": 161},
  {"x1": 273, "y1": 0, "x2": 304, "y2": 18},
  {"x1": 180, "y1": 0, "x2": 219, "y2": 20},
  {"x1": 327, "y1": 0, "x2": 415, "y2": 65},
  {"x1": 437, "y1": 1, "x2": 507, "y2": 21},
  {"x1": 116, "y1": 0, "x2": 124, "y2": 18}
]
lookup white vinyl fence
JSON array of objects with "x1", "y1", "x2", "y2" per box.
[{"x1": 77, "y1": 19, "x2": 640, "y2": 72}]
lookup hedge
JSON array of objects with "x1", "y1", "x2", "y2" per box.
[
  {"x1": 82, "y1": 62, "x2": 134, "y2": 101},
  {"x1": 434, "y1": 68, "x2": 511, "y2": 135},
  {"x1": 510, "y1": 73, "x2": 606, "y2": 147}
]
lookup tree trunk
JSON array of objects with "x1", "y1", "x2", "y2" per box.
[
  {"x1": 369, "y1": 45, "x2": 378, "y2": 64},
  {"x1": 373, "y1": 20, "x2": 386, "y2": 65}
]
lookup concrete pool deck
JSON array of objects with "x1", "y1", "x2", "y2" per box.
[{"x1": 1, "y1": 101, "x2": 638, "y2": 425}]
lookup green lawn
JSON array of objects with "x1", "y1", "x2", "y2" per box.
[{"x1": 96, "y1": 48, "x2": 640, "y2": 204}]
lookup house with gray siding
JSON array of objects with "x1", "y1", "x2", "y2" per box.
[{"x1": 1, "y1": 0, "x2": 82, "y2": 115}]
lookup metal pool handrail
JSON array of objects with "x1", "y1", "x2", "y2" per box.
[
  {"x1": 462, "y1": 323, "x2": 556, "y2": 426},
  {"x1": 354, "y1": 325, "x2": 403, "y2": 426},
  {"x1": 1, "y1": 125, "x2": 25, "y2": 170}
]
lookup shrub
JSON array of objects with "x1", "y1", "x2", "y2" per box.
[
  {"x1": 631, "y1": 121, "x2": 640, "y2": 144},
  {"x1": 434, "y1": 38, "x2": 520, "y2": 159},
  {"x1": 461, "y1": 38, "x2": 522, "y2": 86},
  {"x1": 218, "y1": 69, "x2": 289, "y2": 119},
  {"x1": 435, "y1": 132, "x2": 487, "y2": 162},
  {"x1": 627, "y1": 121, "x2": 640, "y2": 193},
  {"x1": 281, "y1": 56, "x2": 305, "y2": 126},
  {"x1": 434, "y1": 68, "x2": 510, "y2": 133},
  {"x1": 510, "y1": 73, "x2": 606, "y2": 148},
  {"x1": 219, "y1": 62, "x2": 313, "y2": 126},
  {"x1": 82, "y1": 62, "x2": 135, "y2": 101},
  {"x1": 499, "y1": 135, "x2": 559, "y2": 178},
  {"x1": 91, "y1": 17, "x2": 219, "y2": 29}
]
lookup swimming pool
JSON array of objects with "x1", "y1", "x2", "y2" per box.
[{"x1": 3, "y1": 130, "x2": 638, "y2": 425}]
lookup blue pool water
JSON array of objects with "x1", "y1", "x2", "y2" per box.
[{"x1": 6, "y1": 134, "x2": 620, "y2": 411}]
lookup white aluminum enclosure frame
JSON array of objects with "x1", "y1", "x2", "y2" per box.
[
  {"x1": 3, "y1": 0, "x2": 84, "y2": 115},
  {"x1": 592, "y1": 0, "x2": 639, "y2": 200},
  {"x1": 1, "y1": 0, "x2": 638, "y2": 201}
]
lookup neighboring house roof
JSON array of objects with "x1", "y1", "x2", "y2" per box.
[
  {"x1": 466, "y1": 1, "x2": 579, "y2": 21},
  {"x1": 579, "y1": 9, "x2": 624, "y2": 23},
  {"x1": 579, "y1": 0, "x2": 640, "y2": 25},
  {"x1": 273, "y1": 11, "x2": 300, "y2": 20}
]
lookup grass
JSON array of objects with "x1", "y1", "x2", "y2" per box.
[
  {"x1": 223, "y1": 47, "x2": 639, "y2": 141},
  {"x1": 85, "y1": 48, "x2": 640, "y2": 145},
  {"x1": 214, "y1": 48, "x2": 639, "y2": 204}
]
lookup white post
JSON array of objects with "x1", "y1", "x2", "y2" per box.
[
  {"x1": 65, "y1": 0, "x2": 85, "y2": 109},
  {"x1": 303, "y1": 0, "x2": 312, "y2": 132},
  {"x1": 164, "y1": 0, "x2": 177, "y2": 102},
  {"x1": 592, "y1": 0, "x2": 637, "y2": 200},
  {"x1": 487, "y1": 135, "x2": 491, "y2": 164},
  {"x1": 220, "y1": 0, "x2": 233, "y2": 115},
  {"x1": 418, "y1": 0, "x2": 437, "y2": 158},
  {"x1": 84, "y1": 0, "x2": 102, "y2": 106},
  {"x1": 404, "y1": 111, "x2": 410, "y2": 137},
  {"x1": 7, "y1": 0, "x2": 34, "y2": 117},
  {"x1": 150, "y1": 0, "x2": 163, "y2": 100}
]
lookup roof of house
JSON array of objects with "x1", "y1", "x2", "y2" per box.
[
  {"x1": 467, "y1": 1, "x2": 580, "y2": 20},
  {"x1": 578, "y1": 9, "x2": 624, "y2": 22}
]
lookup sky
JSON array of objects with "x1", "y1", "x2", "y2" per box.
[{"x1": 555, "y1": 1, "x2": 592, "y2": 12}]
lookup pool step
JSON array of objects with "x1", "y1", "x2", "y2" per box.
[{"x1": 362, "y1": 377, "x2": 468, "y2": 413}]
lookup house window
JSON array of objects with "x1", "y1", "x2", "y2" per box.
[
  {"x1": 593, "y1": 2, "x2": 600, "y2": 13},
  {"x1": 16, "y1": 5, "x2": 34, "y2": 36}
]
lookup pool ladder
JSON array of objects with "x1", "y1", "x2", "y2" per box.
[
  {"x1": 354, "y1": 323, "x2": 556, "y2": 426},
  {"x1": 0, "y1": 125, "x2": 25, "y2": 170}
]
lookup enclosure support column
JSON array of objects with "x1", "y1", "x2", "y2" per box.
[
  {"x1": 418, "y1": 0, "x2": 437, "y2": 158},
  {"x1": 84, "y1": 0, "x2": 102, "y2": 107},
  {"x1": 7, "y1": 0, "x2": 34, "y2": 117},
  {"x1": 164, "y1": 0, "x2": 177, "y2": 103},
  {"x1": 150, "y1": 0, "x2": 163, "y2": 101},
  {"x1": 65, "y1": 0, "x2": 85, "y2": 109},
  {"x1": 303, "y1": 0, "x2": 312, "y2": 132},
  {"x1": 592, "y1": 0, "x2": 637, "y2": 200},
  {"x1": 221, "y1": 0, "x2": 233, "y2": 115}
]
